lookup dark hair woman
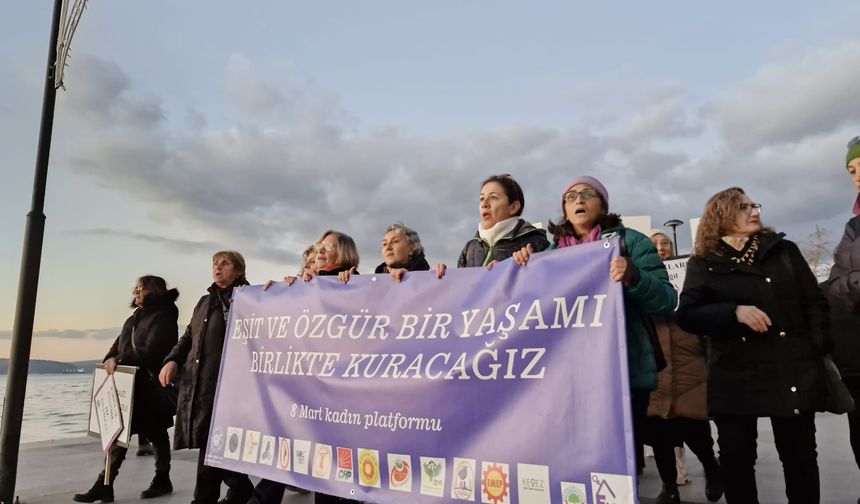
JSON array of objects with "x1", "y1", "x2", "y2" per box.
[
  {"x1": 74, "y1": 276, "x2": 179, "y2": 503},
  {"x1": 513, "y1": 175, "x2": 678, "y2": 501},
  {"x1": 159, "y1": 251, "x2": 254, "y2": 504},
  {"x1": 677, "y1": 187, "x2": 829, "y2": 504},
  {"x1": 822, "y1": 136, "x2": 860, "y2": 504},
  {"x1": 457, "y1": 174, "x2": 549, "y2": 268}
]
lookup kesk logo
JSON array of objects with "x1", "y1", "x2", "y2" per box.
[
  {"x1": 516, "y1": 463, "x2": 550, "y2": 504},
  {"x1": 481, "y1": 462, "x2": 510, "y2": 504},
  {"x1": 358, "y1": 448, "x2": 381, "y2": 488},
  {"x1": 450, "y1": 458, "x2": 476, "y2": 500},
  {"x1": 277, "y1": 438, "x2": 291, "y2": 471},
  {"x1": 335, "y1": 447, "x2": 354, "y2": 483},
  {"x1": 312, "y1": 444, "x2": 333, "y2": 479},
  {"x1": 387, "y1": 453, "x2": 412, "y2": 492},
  {"x1": 420, "y1": 457, "x2": 446, "y2": 497},
  {"x1": 560, "y1": 482, "x2": 588, "y2": 504}
]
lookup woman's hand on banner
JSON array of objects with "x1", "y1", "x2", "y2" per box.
[
  {"x1": 435, "y1": 264, "x2": 447, "y2": 279},
  {"x1": 104, "y1": 358, "x2": 117, "y2": 375},
  {"x1": 513, "y1": 244, "x2": 534, "y2": 266}
]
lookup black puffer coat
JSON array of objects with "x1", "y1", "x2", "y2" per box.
[
  {"x1": 457, "y1": 219, "x2": 549, "y2": 268},
  {"x1": 104, "y1": 288, "x2": 179, "y2": 435},
  {"x1": 677, "y1": 232, "x2": 829, "y2": 417},
  {"x1": 374, "y1": 251, "x2": 431, "y2": 274},
  {"x1": 823, "y1": 215, "x2": 860, "y2": 377},
  {"x1": 165, "y1": 279, "x2": 247, "y2": 449}
]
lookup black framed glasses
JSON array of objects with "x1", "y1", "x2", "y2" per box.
[
  {"x1": 132, "y1": 286, "x2": 144, "y2": 294},
  {"x1": 738, "y1": 202, "x2": 762, "y2": 213}
]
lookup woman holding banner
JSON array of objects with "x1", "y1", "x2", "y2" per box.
[
  {"x1": 512, "y1": 175, "x2": 677, "y2": 501},
  {"x1": 677, "y1": 187, "x2": 828, "y2": 504},
  {"x1": 457, "y1": 174, "x2": 549, "y2": 268},
  {"x1": 159, "y1": 251, "x2": 254, "y2": 504},
  {"x1": 74, "y1": 276, "x2": 179, "y2": 503},
  {"x1": 646, "y1": 231, "x2": 723, "y2": 504},
  {"x1": 821, "y1": 137, "x2": 860, "y2": 504}
]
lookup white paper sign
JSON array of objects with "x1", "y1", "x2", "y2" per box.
[
  {"x1": 663, "y1": 256, "x2": 689, "y2": 293},
  {"x1": 93, "y1": 375, "x2": 124, "y2": 453},
  {"x1": 88, "y1": 364, "x2": 136, "y2": 447}
]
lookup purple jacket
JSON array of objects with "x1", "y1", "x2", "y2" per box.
[{"x1": 824, "y1": 215, "x2": 860, "y2": 377}]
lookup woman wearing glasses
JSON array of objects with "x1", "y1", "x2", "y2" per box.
[
  {"x1": 512, "y1": 175, "x2": 677, "y2": 501},
  {"x1": 822, "y1": 137, "x2": 860, "y2": 504},
  {"x1": 677, "y1": 187, "x2": 828, "y2": 504},
  {"x1": 457, "y1": 174, "x2": 549, "y2": 268},
  {"x1": 159, "y1": 251, "x2": 254, "y2": 504},
  {"x1": 74, "y1": 276, "x2": 179, "y2": 503}
]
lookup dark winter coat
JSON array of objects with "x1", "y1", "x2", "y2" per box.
[
  {"x1": 457, "y1": 219, "x2": 549, "y2": 268},
  {"x1": 165, "y1": 279, "x2": 248, "y2": 450},
  {"x1": 677, "y1": 232, "x2": 829, "y2": 417},
  {"x1": 374, "y1": 251, "x2": 431, "y2": 274},
  {"x1": 822, "y1": 215, "x2": 860, "y2": 377},
  {"x1": 647, "y1": 317, "x2": 709, "y2": 420},
  {"x1": 104, "y1": 288, "x2": 179, "y2": 435}
]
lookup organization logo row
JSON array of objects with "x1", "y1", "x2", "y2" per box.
[{"x1": 212, "y1": 426, "x2": 634, "y2": 504}]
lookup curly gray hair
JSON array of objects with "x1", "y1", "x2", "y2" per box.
[{"x1": 385, "y1": 222, "x2": 424, "y2": 255}]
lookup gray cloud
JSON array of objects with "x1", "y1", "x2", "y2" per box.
[
  {"x1": 0, "y1": 328, "x2": 120, "y2": 341},
  {"x1": 715, "y1": 40, "x2": 860, "y2": 152},
  {"x1": 61, "y1": 44, "x2": 860, "y2": 267}
]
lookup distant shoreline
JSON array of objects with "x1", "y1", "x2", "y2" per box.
[{"x1": 0, "y1": 359, "x2": 101, "y2": 375}]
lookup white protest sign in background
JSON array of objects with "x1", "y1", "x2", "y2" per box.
[
  {"x1": 664, "y1": 255, "x2": 689, "y2": 293},
  {"x1": 88, "y1": 364, "x2": 136, "y2": 447}
]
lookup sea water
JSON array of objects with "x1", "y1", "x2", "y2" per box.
[{"x1": 0, "y1": 374, "x2": 92, "y2": 443}]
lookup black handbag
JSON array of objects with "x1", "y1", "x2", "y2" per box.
[{"x1": 823, "y1": 356, "x2": 855, "y2": 414}]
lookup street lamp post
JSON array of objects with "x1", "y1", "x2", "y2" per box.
[
  {"x1": 663, "y1": 219, "x2": 684, "y2": 257},
  {"x1": 0, "y1": 1, "x2": 63, "y2": 502}
]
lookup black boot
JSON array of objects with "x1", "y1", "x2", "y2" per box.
[
  {"x1": 73, "y1": 477, "x2": 114, "y2": 503},
  {"x1": 140, "y1": 472, "x2": 173, "y2": 499},
  {"x1": 704, "y1": 461, "x2": 724, "y2": 502},
  {"x1": 655, "y1": 483, "x2": 680, "y2": 504}
]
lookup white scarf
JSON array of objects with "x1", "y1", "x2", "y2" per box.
[{"x1": 478, "y1": 217, "x2": 520, "y2": 246}]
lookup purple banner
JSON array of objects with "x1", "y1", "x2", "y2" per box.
[{"x1": 207, "y1": 238, "x2": 637, "y2": 504}]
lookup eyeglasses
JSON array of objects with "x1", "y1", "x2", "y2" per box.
[
  {"x1": 314, "y1": 242, "x2": 336, "y2": 252},
  {"x1": 738, "y1": 202, "x2": 762, "y2": 213},
  {"x1": 132, "y1": 286, "x2": 144, "y2": 294},
  {"x1": 563, "y1": 188, "x2": 599, "y2": 203}
]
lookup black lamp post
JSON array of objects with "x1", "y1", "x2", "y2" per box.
[{"x1": 663, "y1": 219, "x2": 684, "y2": 256}]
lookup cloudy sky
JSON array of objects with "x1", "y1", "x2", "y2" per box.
[{"x1": 2, "y1": 1, "x2": 859, "y2": 361}]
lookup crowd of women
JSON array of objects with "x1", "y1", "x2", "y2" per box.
[{"x1": 69, "y1": 138, "x2": 860, "y2": 504}]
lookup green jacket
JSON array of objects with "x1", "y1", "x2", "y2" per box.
[{"x1": 551, "y1": 225, "x2": 677, "y2": 390}]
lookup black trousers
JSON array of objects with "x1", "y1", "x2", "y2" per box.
[
  {"x1": 648, "y1": 417, "x2": 719, "y2": 485},
  {"x1": 843, "y1": 376, "x2": 860, "y2": 471},
  {"x1": 631, "y1": 390, "x2": 650, "y2": 473},
  {"x1": 714, "y1": 414, "x2": 819, "y2": 504},
  {"x1": 248, "y1": 479, "x2": 309, "y2": 503},
  {"x1": 101, "y1": 427, "x2": 170, "y2": 484},
  {"x1": 194, "y1": 444, "x2": 253, "y2": 504}
]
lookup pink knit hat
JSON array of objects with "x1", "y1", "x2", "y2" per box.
[{"x1": 562, "y1": 176, "x2": 609, "y2": 213}]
